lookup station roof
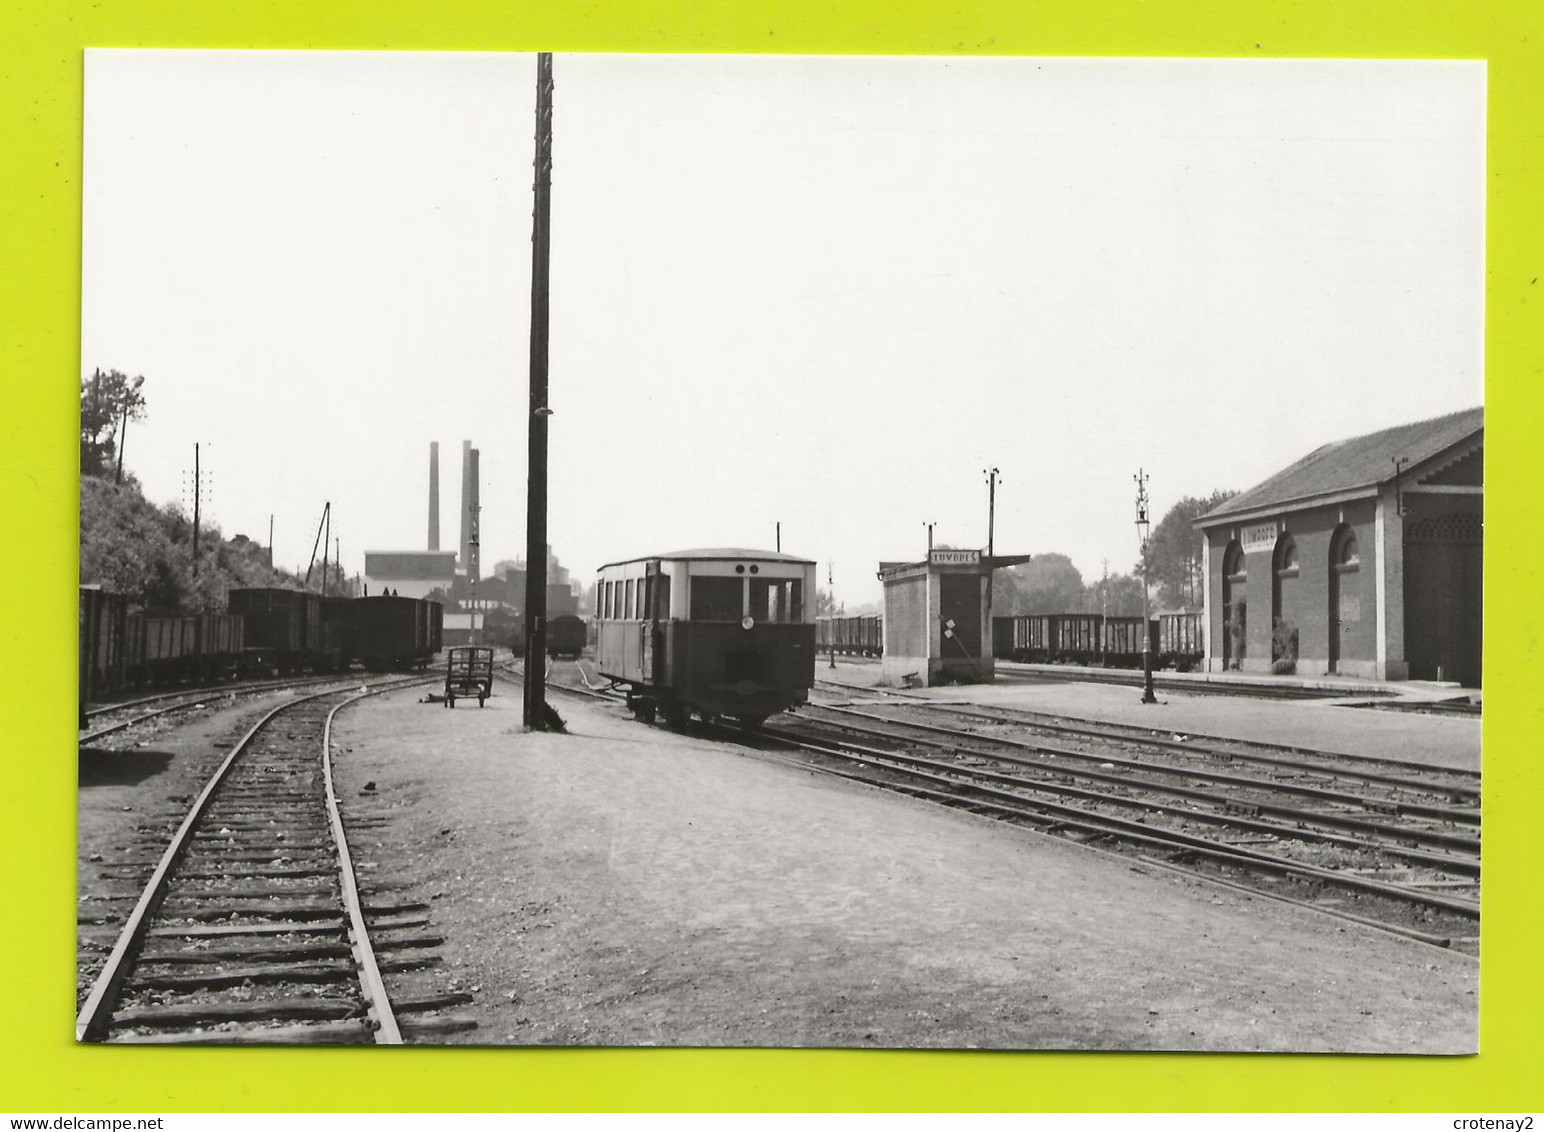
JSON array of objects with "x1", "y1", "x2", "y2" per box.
[
  {"x1": 598, "y1": 547, "x2": 816, "y2": 569},
  {"x1": 1198, "y1": 407, "x2": 1483, "y2": 527}
]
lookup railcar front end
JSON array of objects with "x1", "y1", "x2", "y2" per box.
[{"x1": 596, "y1": 548, "x2": 818, "y2": 728}]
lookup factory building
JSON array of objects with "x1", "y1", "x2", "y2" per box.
[
  {"x1": 364, "y1": 442, "x2": 582, "y2": 624},
  {"x1": 364, "y1": 439, "x2": 479, "y2": 598},
  {"x1": 1196, "y1": 407, "x2": 1482, "y2": 685},
  {"x1": 362, "y1": 550, "x2": 457, "y2": 599}
]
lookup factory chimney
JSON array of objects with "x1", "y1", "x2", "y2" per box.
[
  {"x1": 427, "y1": 441, "x2": 440, "y2": 551},
  {"x1": 459, "y1": 440, "x2": 472, "y2": 572}
]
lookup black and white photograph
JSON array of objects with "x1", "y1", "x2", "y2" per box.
[{"x1": 76, "y1": 50, "x2": 1482, "y2": 1051}]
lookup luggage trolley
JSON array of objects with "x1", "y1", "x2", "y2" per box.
[{"x1": 444, "y1": 646, "x2": 493, "y2": 708}]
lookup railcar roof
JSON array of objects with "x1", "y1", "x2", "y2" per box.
[{"x1": 598, "y1": 547, "x2": 816, "y2": 569}]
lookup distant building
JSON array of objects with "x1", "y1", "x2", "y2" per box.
[
  {"x1": 362, "y1": 550, "x2": 458, "y2": 600},
  {"x1": 1196, "y1": 407, "x2": 1482, "y2": 684}
]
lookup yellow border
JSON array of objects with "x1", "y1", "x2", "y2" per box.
[{"x1": 3, "y1": 0, "x2": 1540, "y2": 1113}]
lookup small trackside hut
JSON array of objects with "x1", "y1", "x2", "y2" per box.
[
  {"x1": 595, "y1": 548, "x2": 818, "y2": 729},
  {"x1": 879, "y1": 549, "x2": 1030, "y2": 687}
]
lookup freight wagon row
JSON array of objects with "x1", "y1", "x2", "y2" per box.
[
  {"x1": 815, "y1": 614, "x2": 882, "y2": 657},
  {"x1": 80, "y1": 586, "x2": 444, "y2": 721},
  {"x1": 816, "y1": 610, "x2": 1204, "y2": 670},
  {"x1": 994, "y1": 611, "x2": 1203, "y2": 669}
]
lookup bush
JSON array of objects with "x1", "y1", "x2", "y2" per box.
[
  {"x1": 1225, "y1": 598, "x2": 1247, "y2": 670},
  {"x1": 81, "y1": 475, "x2": 300, "y2": 612},
  {"x1": 1271, "y1": 616, "x2": 1299, "y2": 675}
]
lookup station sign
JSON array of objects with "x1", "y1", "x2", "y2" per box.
[
  {"x1": 1240, "y1": 523, "x2": 1278, "y2": 554},
  {"x1": 928, "y1": 549, "x2": 981, "y2": 566}
]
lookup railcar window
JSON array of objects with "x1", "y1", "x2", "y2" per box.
[
  {"x1": 601, "y1": 581, "x2": 611, "y2": 620},
  {"x1": 689, "y1": 576, "x2": 743, "y2": 621},
  {"x1": 749, "y1": 577, "x2": 803, "y2": 622},
  {"x1": 624, "y1": 579, "x2": 635, "y2": 619}
]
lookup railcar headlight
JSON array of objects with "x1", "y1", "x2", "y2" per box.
[{"x1": 741, "y1": 616, "x2": 755, "y2": 631}]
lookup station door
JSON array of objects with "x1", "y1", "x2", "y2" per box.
[
  {"x1": 938, "y1": 574, "x2": 981, "y2": 659},
  {"x1": 1403, "y1": 513, "x2": 1482, "y2": 686}
]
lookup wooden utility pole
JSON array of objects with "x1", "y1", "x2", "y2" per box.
[
  {"x1": 983, "y1": 466, "x2": 1000, "y2": 607},
  {"x1": 114, "y1": 399, "x2": 129, "y2": 484},
  {"x1": 304, "y1": 502, "x2": 329, "y2": 588},
  {"x1": 192, "y1": 443, "x2": 201, "y2": 576},
  {"x1": 522, "y1": 52, "x2": 555, "y2": 729}
]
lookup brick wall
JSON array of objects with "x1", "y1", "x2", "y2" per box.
[{"x1": 1205, "y1": 499, "x2": 1378, "y2": 675}]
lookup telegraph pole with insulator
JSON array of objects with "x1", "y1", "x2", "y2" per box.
[
  {"x1": 522, "y1": 52, "x2": 555, "y2": 729},
  {"x1": 983, "y1": 466, "x2": 1000, "y2": 608},
  {"x1": 1135, "y1": 469, "x2": 1157, "y2": 704},
  {"x1": 192, "y1": 442, "x2": 201, "y2": 573}
]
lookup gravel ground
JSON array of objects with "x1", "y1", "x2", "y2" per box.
[{"x1": 329, "y1": 681, "x2": 1477, "y2": 1053}]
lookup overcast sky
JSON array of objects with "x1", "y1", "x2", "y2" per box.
[{"x1": 82, "y1": 51, "x2": 1483, "y2": 606}]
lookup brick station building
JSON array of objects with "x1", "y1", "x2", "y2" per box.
[{"x1": 1195, "y1": 407, "x2": 1482, "y2": 686}]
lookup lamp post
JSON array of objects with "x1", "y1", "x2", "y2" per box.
[{"x1": 1135, "y1": 469, "x2": 1156, "y2": 704}]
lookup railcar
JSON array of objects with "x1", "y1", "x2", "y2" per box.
[
  {"x1": 1097, "y1": 616, "x2": 1149, "y2": 667},
  {"x1": 79, "y1": 586, "x2": 130, "y2": 724},
  {"x1": 135, "y1": 612, "x2": 245, "y2": 683},
  {"x1": 1156, "y1": 608, "x2": 1205, "y2": 670},
  {"x1": 348, "y1": 594, "x2": 437, "y2": 671},
  {"x1": 992, "y1": 611, "x2": 1200, "y2": 670},
  {"x1": 816, "y1": 614, "x2": 883, "y2": 657},
  {"x1": 227, "y1": 587, "x2": 325, "y2": 674},
  {"x1": 596, "y1": 548, "x2": 818, "y2": 728},
  {"x1": 546, "y1": 613, "x2": 588, "y2": 659},
  {"x1": 80, "y1": 586, "x2": 247, "y2": 724}
]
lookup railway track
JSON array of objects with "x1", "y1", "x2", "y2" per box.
[
  {"x1": 76, "y1": 676, "x2": 465, "y2": 1044},
  {"x1": 992, "y1": 663, "x2": 1388, "y2": 701},
  {"x1": 518, "y1": 662, "x2": 1479, "y2": 952},
  {"x1": 79, "y1": 673, "x2": 365, "y2": 745},
  {"x1": 770, "y1": 704, "x2": 1478, "y2": 950},
  {"x1": 815, "y1": 676, "x2": 1479, "y2": 786}
]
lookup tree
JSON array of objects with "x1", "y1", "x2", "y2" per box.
[
  {"x1": 1143, "y1": 490, "x2": 1237, "y2": 609},
  {"x1": 80, "y1": 476, "x2": 298, "y2": 612},
  {"x1": 81, "y1": 369, "x2": 147, "y2": 480},
  {"x1": 993, "y1": 553, "x2": 1085, "y2": 615},
  {"x1": 1097, "y1": 572, "x2": 1147, "y2": 617}
]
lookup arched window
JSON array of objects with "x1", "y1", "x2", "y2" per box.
[
  {"x1": 1336, "y1": 532, "x2": 1360, "y2": 571},
  {"x1": 1223, "y1": 542, "x2": 1247, "y2": 581},
  {"x1": 1275, "y1": 535, "x2": 1299, "y2": 576}
]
